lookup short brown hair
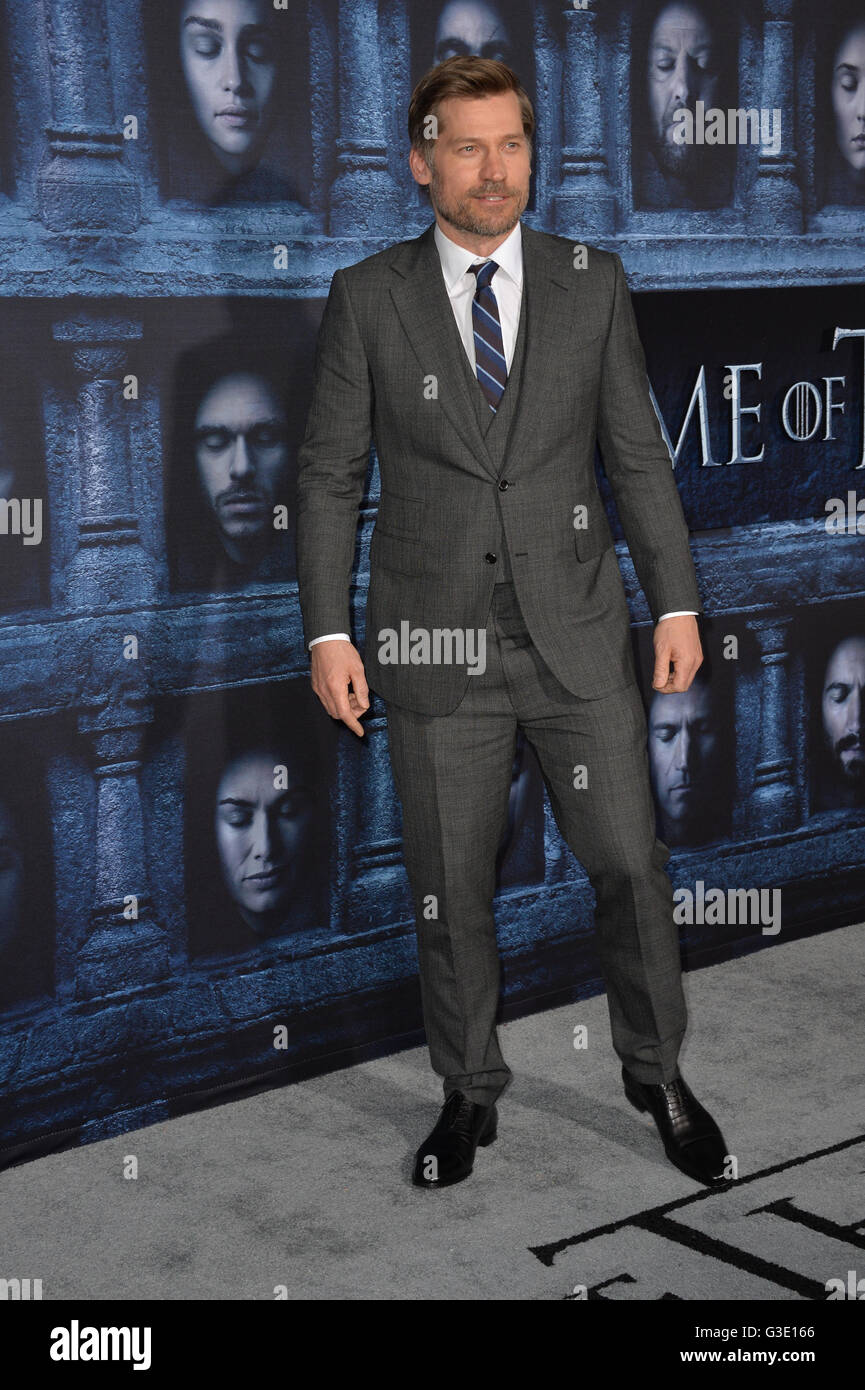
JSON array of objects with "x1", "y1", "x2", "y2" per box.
[{"x1": 407, "y1": 56, "x2": 535, "y2": 172}]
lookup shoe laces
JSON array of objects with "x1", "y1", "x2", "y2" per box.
[
  {"x1": 660, "y1": 1075, "x2": 689, "y2": 1120},
  {"x1": 443, "y1": 1092, "x2": 473, "y2": 1129}
]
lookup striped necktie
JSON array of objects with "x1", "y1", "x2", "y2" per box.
[{"x1": 468, "y1": 259, "x2": 507, "y2": 413}]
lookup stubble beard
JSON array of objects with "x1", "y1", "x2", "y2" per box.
[
  {"x1": 428, "y1": 163, "x2": 528, "y2": 238},
  {"x1": 652, "y1": 110, "x2": 703, "y2": 179}
]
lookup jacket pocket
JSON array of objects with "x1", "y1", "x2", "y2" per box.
[
  {"x1": 374, "y1": 491, "x2": 423, "y2": 543},
  {"x1": 370, "y1": 528, "x2": 424, "y2": 578}
]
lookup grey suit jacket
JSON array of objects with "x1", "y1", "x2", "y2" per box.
[{"x1": 296, "y1": 221, "x2": 702, "y2": 717}]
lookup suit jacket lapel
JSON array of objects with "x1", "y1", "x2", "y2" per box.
[
  {"x1": 502, "y1": 225, "x2": 576, "y2": 479},
  {"x1": 389, "y1": 223, "x2": 495, "y2": 480}
]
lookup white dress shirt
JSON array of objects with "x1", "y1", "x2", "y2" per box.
[
  {"x1": 433, "y1": 218, "x2": 523, "y2": 373},
  {"x1": 309, "y1": 221, "x2": 695, "y2": 647}
]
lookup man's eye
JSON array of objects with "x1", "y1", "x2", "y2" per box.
[
  {"x1": 198, "y1": 430, "x2": 231, "y2": 451},
  {"x1": 655, "y1": 60, "x2": 674, "y2": 73},
  {"x1": 248, "y1": 426, "x2": 286, "y2": 448},
  {"x1": 840, "y1": 76, "x2": 858, "y2": 92},
  {"x1": 223, "y1": 809, "x2": 252, "y2": 828}
]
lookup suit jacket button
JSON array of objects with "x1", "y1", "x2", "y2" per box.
[
  {"x1": 485, "y1": 552, "x2": 497, "y2": 564},
  {"x1": 498, "y1": 479, "x2": 509, "y2": 490}
]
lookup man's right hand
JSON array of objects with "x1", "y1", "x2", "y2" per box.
[{"x1": 310, "y1": 640, "x2": 370, "y2": 736}]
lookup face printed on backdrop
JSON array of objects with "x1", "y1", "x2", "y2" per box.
[
  {"x1": 193, "y1": 371, "x2": 289, "y2": 566},
  {"x1": 179, "y1": 0, "x2": 281, "y2": 175},
  {"x1": 432, "y1": 0, "x2": 514, "y2": 67},
  {"x1": 832, "y1": 22, "x2": 865, "y2": 175},
  {"x1": 821, "y1": 636, "x2": 865, "y2": 792},
  {"x1": 214, "y1": 748, "x2": 317, "y2": 934},
  {"x1": 646, "y1": 2, "x2": 720, "y2": 179},
  {"x1": 648, "y1": 680, "x2": 723, "y2": 843}
]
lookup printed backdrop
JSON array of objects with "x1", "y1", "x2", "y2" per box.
[{"x1": 0, "y1": 0, "x2": 863, "y2": 1166}]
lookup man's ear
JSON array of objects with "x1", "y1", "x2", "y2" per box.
[{"x1": 408, "y1": 148, "x2": 432, "y2": 188}]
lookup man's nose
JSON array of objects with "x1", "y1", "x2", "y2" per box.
[
  {"x1": 670, "y1": 55, "x2": 695, "y2": 109},
  {"x1": 674, "y1": 728, "x2": 691, "y2": 767},
  {"x1": 478, "y1": 149, "x2": 507, "y2": 183},
  {"x1": 229, "y1": 436, "x2": 255, "y2": 477}
]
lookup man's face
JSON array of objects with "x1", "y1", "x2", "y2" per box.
[
  {"x1": 832, "y1": 24, "x2": 865, "y2": 174},
  {"x1": 0, "y1": 801, "x2": 23, "y2": 953},
  {"x1": 648, "y1": 682, "x2": 719, "y2": 825},
  {"x1": 822, "y1": 637, "x2": 865, "y2": 785},
  {"x1": 215, "y1": 749, "x2": 315, "y2": 930},
  {"x1": 410, "y1": 91, "x2": 531, "y2": 242},
  {"x1": 179, "y1": 0, "x2": 279, "y2": 174},
  {"x1": 646, "y1": 3, "x2": 719, "y2": 176},
  {"x1": 193, "y1": 372, "x2": 288, "y2": 559},
  {"x1": 433, "y1": 1, "x2": 513, "y2": 66}
]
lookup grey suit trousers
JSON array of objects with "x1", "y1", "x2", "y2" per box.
[{"x1": 384, "y1": 580, "x2": 687, "y2": 1107}]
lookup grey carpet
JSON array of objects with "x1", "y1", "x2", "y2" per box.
[{"x1": 2, "y1": 922, "x2": 863, "y2": 1300}]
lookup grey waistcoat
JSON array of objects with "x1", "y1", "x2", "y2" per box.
[{"x1": 454, "y1": 276, "x2": 529, "y2": 585}]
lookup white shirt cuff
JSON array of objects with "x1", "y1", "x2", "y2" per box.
[{"x1": 309, "y1": 633, "x2": 351, "y2": 648}]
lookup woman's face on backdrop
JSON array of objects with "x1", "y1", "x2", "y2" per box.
[
  {"x1": 832, "y1": 23, "x2": 865, "y2": 173},
  {"x1": 214, "y1": 749, "x2": 316, "y2": 932},
  {"x1": 179, "y1": 0, "x2": 280, "y2": 174}
]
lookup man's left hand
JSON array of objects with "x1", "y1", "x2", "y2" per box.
[{"x1": 652, "y1": 615, "x2": 703, "y2": 692}]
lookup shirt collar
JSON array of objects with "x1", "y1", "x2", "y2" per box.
[{"x1": 433, "y1": 219, "x2": 523, "y2": 294}]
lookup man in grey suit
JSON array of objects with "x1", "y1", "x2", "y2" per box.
[{"x1": 297, "y1": 56, "x2": 729, "y2": 1189}]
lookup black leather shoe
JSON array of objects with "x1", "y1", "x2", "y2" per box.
[
  {"x1": 411, "y1": 1091, "x2": 498, "y2": 1188},
  {"x1": 622, "y1": 1066, "x2": 731, "y2": 1188}
]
